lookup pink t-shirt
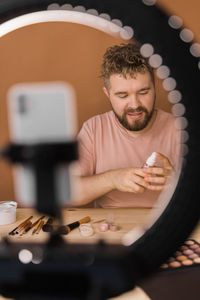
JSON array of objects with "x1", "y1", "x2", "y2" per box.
[{"x1": 77, "y1": 109, "x2": 181, "y2": 208}]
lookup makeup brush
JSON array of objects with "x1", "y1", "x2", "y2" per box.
[
  {"x1": 19, "y1": 221, "x2": 32, "y2": 236},
  {"x1": 56, "y1": 216, "x2": 91, "y2": 235},
  {"x1": 41, "y1": 216, "x2": 91, "y2": 234},
  {"x1": 35, "y1": 220, "x2": 45, "y2": 234},
  {"x1": 9, "y1": 216, "x2": 33, "y2": 235},
  {"x1": 24, "y1": 216, "x2": 45, "y2": 233},
  {"x1": 32, "y1": 219, "x2": 43, "y2": 235}
]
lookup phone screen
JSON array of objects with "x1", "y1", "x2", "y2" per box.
[{"x1": 7, "y1": 81, "x2": 77, "y2": 208}]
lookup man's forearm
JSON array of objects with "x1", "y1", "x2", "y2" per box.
[
  {"x1": 73, "y1": 171, "x2": 114, "y2": 206},
  {"x1": 71, "y1": 167, "x2": 149, "y2": 206}
]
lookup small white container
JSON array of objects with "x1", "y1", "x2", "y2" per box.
[
  {"x1": 0, "y1": 201, "x2": 17, "y2": 225},
  {"x1": 144, "y1": 152, "x2": 157, "y2": 168}
]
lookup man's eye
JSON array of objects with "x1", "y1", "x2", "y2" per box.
[
  {"x1": 119, "y1": 95, "x2": 128, "y2": 98},
  {"x1": 139, "y1": 91, "x2": 148, "y2": 95}
]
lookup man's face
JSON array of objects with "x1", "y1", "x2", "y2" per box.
[{"x1": 103, "y1": 72, "x2": 156, "y2": 132}]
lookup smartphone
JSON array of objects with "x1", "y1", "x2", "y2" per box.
[{"x1": 7, "y1": 81, "x2": 77, "y2": 208}]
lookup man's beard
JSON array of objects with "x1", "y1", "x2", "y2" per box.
[{"x1": 113, "y1": 105, "x2": 155, "y2": 131}]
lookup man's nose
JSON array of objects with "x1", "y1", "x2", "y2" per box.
[{"x1": 127, "y1": 95, "x2": 141, "y2": 109}]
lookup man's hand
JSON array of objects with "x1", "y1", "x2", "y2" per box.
[
  {"x1": 143, "y1": 152, "x2": 174, "y2": 191},
  {"x1": 73, "y1": 153, "x2": 174, "y2": 206},
  {"x1": 109, "y1": 168, "x2": 149, "y2": 194},
  {"x1": 72, "y1": 167, "x2": 150, "y2": 206}
]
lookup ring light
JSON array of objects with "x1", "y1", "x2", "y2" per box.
[{"x1": 0, "y1": 0, "x2": 200, "y2": 298}]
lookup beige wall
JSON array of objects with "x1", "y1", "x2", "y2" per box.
[
  {"x1": 0, "y1": 0, "x2": 198, "y2": 203},
  {"x1": 157, "y1": 0, "x2": 200, "y2": 41}
]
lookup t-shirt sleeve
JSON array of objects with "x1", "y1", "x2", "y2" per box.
[{"x1": 76, "y1": 121, "x2": 95, "y2": 176}]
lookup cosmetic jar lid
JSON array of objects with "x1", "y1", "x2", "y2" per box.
[{"x1": 0, "y1": 201, "x2": 17, "y2": 225}]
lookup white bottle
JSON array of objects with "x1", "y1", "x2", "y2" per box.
[
  {"x1": 143, "y1": 152, "x2": 157, "y2": 168},
  {"x1": 143, "y1": 152, "x2": 157, "y2": 186}
]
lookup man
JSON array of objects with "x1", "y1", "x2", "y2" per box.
[{"x1": 75, "y1": 43, "x2": 181, "y2": 208}]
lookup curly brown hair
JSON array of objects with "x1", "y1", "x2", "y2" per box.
[{"x1": 101, "y1": 43, "x2": 155, "y2": 89}]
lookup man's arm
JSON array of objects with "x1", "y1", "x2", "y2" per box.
[
  {"x1": 72, "y1": 152, "x2": 175, "y2": 206},
  {"x1": 73, "y1": 167, "x2": 150, "y2": 206}
]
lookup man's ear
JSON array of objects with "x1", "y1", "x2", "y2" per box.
[{"x1": 103, "y1": 86, "x2": 109, "y2": 98}]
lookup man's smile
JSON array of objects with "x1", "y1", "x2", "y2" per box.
[{"x1": 126, "y1": 111, "x2": 143, "y2": 120}]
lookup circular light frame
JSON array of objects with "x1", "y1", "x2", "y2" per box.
[{"x1": 0, "y1": 0, "x2": 200, "y2": 297}]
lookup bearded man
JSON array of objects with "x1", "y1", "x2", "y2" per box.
[{"x1": 75, "y1": 43, "x2": 181, "y2": 208}]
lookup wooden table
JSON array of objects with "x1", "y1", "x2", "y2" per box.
[
  {"x1": 0, "y1": 207, "x2": 151, "y2": 244},
  {"x1": 0, "y1": 207, "x2": 200, "y2": 300}
]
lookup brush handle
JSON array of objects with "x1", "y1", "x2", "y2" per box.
[
  {"x1": 36, "y1": 220, "x2": 45, "y2": 234},
  {"x1": 25, "y1": 216, "x2": 45, "y2": 232},
  {"x1": 32, "y1": 219, "x2": 43, "y2": 235},
  {"x1": 19, "y1": 221, "x2": 32, "y2": 236},
  {"x1": 65, "y1": 216, "x2": 91, "y2": 234},
  {"x1": 9, "y1": 216, "x2": 33, "y2": 235},
  {"x1": 79, "y1": 216, "x2": 91, "y2": 225}
]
